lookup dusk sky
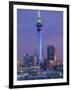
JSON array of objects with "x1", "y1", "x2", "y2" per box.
[{"x1": 17, "y1": 9, "x2": 63, "y2": 62}]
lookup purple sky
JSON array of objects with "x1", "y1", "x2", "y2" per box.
[{"x1": 17, "y1": 9, "x2": 63, "y2": 62}]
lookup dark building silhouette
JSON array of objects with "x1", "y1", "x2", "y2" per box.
[
  {"x1": 47, "y1": 45, "x2": 56, "y2": 64},
  {"x1": 23, "y1": 54, "x2": 34, "y2": 67}
]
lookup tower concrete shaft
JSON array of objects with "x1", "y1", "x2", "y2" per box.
[{"x1": 37, "y1": 31, "x2": 42, "y2": 65}]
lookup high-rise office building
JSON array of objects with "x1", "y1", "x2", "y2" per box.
[
  {"x1": 23, "y1": 54, "x2": 34, "y2": 67},
  {"x1": 33, "y1": 55, "x2": 37, "y2": 66},
  {"x1": 47, "y1": 45, "x2": 56, "y2": 65}
]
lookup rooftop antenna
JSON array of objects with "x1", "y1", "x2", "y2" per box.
[{"x1": 37, "y1": 11, "x2": 42, "y2": 23}]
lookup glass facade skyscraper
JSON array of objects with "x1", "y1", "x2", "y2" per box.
[{"x1": 47, "y1": 46, "x2": 56, "y2": 64}]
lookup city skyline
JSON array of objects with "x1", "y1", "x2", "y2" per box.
[{"x1": 17, "y1": 9, "x2": 63, "y2": 62}]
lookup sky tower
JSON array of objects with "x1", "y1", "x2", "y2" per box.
[{"x1": 36, "y1": 11, "x2": 43, "y2": 65}]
